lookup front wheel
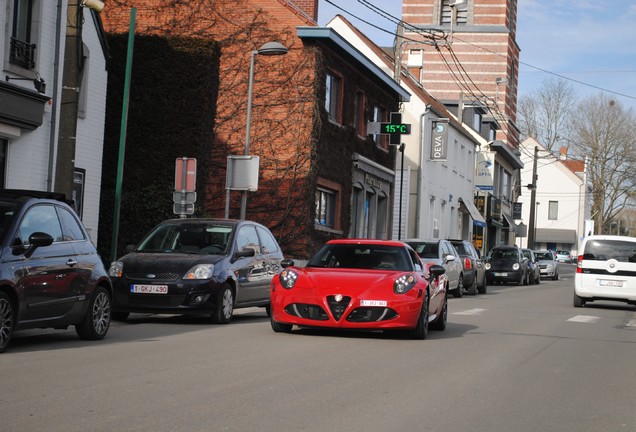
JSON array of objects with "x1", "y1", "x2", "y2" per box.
[
  {"x1": 270, "y1": 316, "x2": 292, "y2": 333},
  {"x1": 212, "y1": 284, "x2": 234, "y2": 324},
  {"x1": 411, "y1": 293, "x2": 429, "y2": 340},
  {"x1": 76, "y1": 287, "x2": 111, "y2": 340},
  {"x1": 452, "y1": 277, "x2": 464, "y2": 298},
  {"x1": 0, "y1": 292, "x2": 15, "y2": 353}
]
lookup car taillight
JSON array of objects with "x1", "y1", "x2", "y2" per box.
[
  {"x1": 576, "y1": 255, "x2": 583, "y2": 273},
  {"x1": 464, "y1": 258, "x2": 472, "y2": 270}
]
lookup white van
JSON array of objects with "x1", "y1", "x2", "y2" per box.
[{"x1": 574, "y1": 235, "x2": 636, "y2": 307}]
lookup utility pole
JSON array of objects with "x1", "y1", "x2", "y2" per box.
[{"x1": 527, "y1": 146, "x2": 539, "y2": 249}]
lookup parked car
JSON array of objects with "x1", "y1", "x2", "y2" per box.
[
  {"x1": 574, "y1": 235, "x2": 636, "y2": 308},
  {"x1": 533, "y1": 249, "x2": 559, "y2": 280},
  {"x1": 0, "y1": 190, "x2": 113, "y2": 353},
  {"x1": 448, "y1": 239, "x2": 487, "y2": 295},
  {"x1": 556, "y1": 250, "x2": 573, "y2": 263},
  {"x1": 405, "y1": 239, "x2": 463, "y2": 298},
  {"x1": 270, "y1": 239, "x2": 447, "y2": 339},
  {"x1": 108, "y1": 218, "x2": 283, "y2": 323},
  {"x1": 522, "y1": 248, "x2": 541, "y2": 285},
  {"x1": 484, "y1": 245, "x2": 529, "y2": 285}
]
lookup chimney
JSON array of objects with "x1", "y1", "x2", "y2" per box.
[
  {"x1": 294, "y1": 0, "x2": 319, "y2": 21},
  {"x1": 559, "y1": 146, "x2": 567, "y2": 160}
]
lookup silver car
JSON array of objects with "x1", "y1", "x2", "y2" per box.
[
  {"x1": 533, "y1": 250, "x2": 559, "y2": 280},
  {"x1": 405, "y1": 239, "x2": 463, "y2": 298}
]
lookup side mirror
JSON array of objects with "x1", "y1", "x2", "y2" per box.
[
  {"x1": 429, "y1": 264, "x2": 446, "y2": 278},
  {"x1": 235, "y1": 247, "x2": 256, "y2": 259},
  {"x1": 281, "y1": 258, "x2": 295, "y2": 268},
  {"x1": 15, "y1": 232, "x2": 54, "y2": 258},
  {"x1": 445, "y1": 254, "x2": 456, "y2": 262}
]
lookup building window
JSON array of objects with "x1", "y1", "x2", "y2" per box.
[
  {"x1": 440, "y1": 0, "x2": 468, "y2": 26},
  {"x1": 315, "y1": 188, "x2": 336, "y2": 228},
  {"x1": 548, "y1": 201, "x2": 558, "y2": 220},
  {"x1": 315, "y1": 178, "x2": 342, "y2": 231},
  {"x1": 10, "y1": 0, "x2": 36, "y2": 69},
  {"x1": 372, "y1": 105, "x2": 387, "y2": 147},
  {"x1": 472, "y1": 111, "x2": 482, "y2": 132},
  {"x1": 325, "y1": 72, "x2": 342, "y2": 123},
  {"x1": 353, "y1": 91, "x2": 366, "y2": 136},
  {"x1": 501, "y1": 169, "x2": 512, "y2": 204}
]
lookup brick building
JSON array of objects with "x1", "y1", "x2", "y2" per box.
[
  {"x1": 400, "y1": 0, "x2": 523, "y2": 249},
  {"x1": 101, "y1": 0, "x2": 408, "y2": 259}
]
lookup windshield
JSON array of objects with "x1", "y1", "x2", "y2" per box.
[
  {"x1": 136, "y1": 222, "x2": 234, "y2": 254},
  {"x1": 534, "y1": 251, "x2": 553, "y2": 261},
  {"x1": 408, "y1": 242, "x2": 438, "y2": 259},
  {"x1": 307, "y1": 244, "x2": 412, "y2": 271}
]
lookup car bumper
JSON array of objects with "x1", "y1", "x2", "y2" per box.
[
  {"x1": 487, "y1": 271, "x2": 523, "y2": 283},
  {"x1": 111, "y1": 278, "x2": 225, "y2": 314},
  {"x1": 575, "y1": 275, "x2": 636, "y2": 303},
  {"x1": 270, "y1": 286, "x2": 424, "y2": 330},
  {"x1": 540, "y1": 269, "x2": 557, "y2": 277}
]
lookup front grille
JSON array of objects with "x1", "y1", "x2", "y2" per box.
[
  {"x1": 347, "y1": 307, "x2": 398, "y2": 322},
  {"x1": 125, "y1": 272, "x2": 180, "y2": 281},
  {"x1": 284, "y1": 304, "x2": 328, "y2": 321},
  {"x1": 326, "y1": 295, "x2": 351, "y2": 321}
]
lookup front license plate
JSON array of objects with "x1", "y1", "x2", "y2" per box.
[
  {"x1": 493, "y1": 272, "x2": 507, "y2": 277},
  {"x1": 360, "y1": 300, "x2": 387, "y2": 307},
  {"x1": 598, "y1": 279, "x2": 623, "y2": 288},
  {"x1": 130, "y1": 284, "x2": 169, "y2": 294}
]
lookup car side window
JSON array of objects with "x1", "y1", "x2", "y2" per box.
[
  {"x1": 57, "y1": 207, "x2": 86, "y2": 241},
  {"x1": 236, "y1": 226, "x2": 261, "y2": 254},
  {"x1": 256, "y1": 226, "x2": 279, "y2": 254},
  {"x1": 16, "y1": 205, "x2": 63, "y2": 245}
]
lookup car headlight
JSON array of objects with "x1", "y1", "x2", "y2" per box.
[
  {"x1": 484, "y1": 263, "x2": 491, "y2": 270},
  {"x1": 108, "y1": 261, "x2": 123, "y2": 278},
  {"x1": 512, "y1": 263, "x2": 520, "y2": 270},
  {"x1": 547, "y1": 263, "x2": 556, "y2": 269},
  {"x1": 279, "y1": 269, "x2": 298, "y2": 289},
  {"x1": 394, "y1": 274, "x2": 417, "y2": 294},
  {"x1": 184, "y1": 264, "x2": 214, "y2": 280}
]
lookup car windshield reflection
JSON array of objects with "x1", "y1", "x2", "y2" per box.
[{"x1": 136, "y1": 222, "x2": 233, "y2": 255}]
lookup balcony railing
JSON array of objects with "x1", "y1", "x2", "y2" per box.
[{"x1": 10, "y1": 37, "x2": 36, "y2": 69}]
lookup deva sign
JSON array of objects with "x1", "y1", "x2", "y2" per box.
[{"x1": 430, "y1": 120, "x2": 449, "y2": 161}]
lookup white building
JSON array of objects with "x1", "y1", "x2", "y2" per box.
[
  {"x1": 327, "y1": 15, "x2": 487, "y2": 243},
  {"x1": 1, "y1": 1, "x2": 108, "y2": 244},
  {"x1": 517, "y1": 137, "x2": 588, "y2": 255}
]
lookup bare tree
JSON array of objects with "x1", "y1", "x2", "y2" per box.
[
  {"x1": 569, "y1": 94, "x2": 636, "y2": 234},
  {"x1": 518, "y1": 78, "x2": 577, "y2": 152}
]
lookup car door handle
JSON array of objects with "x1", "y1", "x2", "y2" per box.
[{"x1": 66, "y1": 259, "x2": 78, "y2": 267}]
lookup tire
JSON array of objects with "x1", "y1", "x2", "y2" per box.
[
  {"x1": 264, "y1": 304, "x2": 271, "y2": 317},
  {"x1": 411, "y1": 293, "x2": 429, "y2": 339},
  {"x1": 0, "y1": 292, "x2": 15, "y2": 354},
  {"x1": 452, "y1": 277, "x2": 464, "y2": 298},
  {"x1": 465, "y1": 275, "x2": 477, "y2": 295},
  {"x1": 529, "y1": 271, "x2": 536, "y2": 285},
  {"x1": 554, "y1": 271, "x2": 559, "y2": 281},
  {"x1": 477, "y1": 276, "x2": 487, "y2": 294},
  {"x1": 518, "y1": 272, "x2": 525, "y2": 286},
  {"x1": 573, "y1": 292, "x2": 585, "y2": 307},
  {"x1": 111, "y1": 312, "x2": 129, "y2": 321},
  {"x1": 430, "y1": 294, "x2": 447, "y2": 331},
  {"x1": 270, "y1": 315, "x2": 292, "y2": 333},
  {"x1": 76, "y1": 287, "x2": 111, "y2": 340},
  {"x1": 535, "y1": 273, "x2": 540, "y2": 284},
  {"x1": 212, "y1": 284, "x2": 234, "y2": 324}
]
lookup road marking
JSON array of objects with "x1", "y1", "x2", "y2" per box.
[
  {"x1": 626, "y1": 320, "x2": 636, "y2": 327},
  {"x1": 567, "y1": 315, "x2": 601, "y2": 323},
  {"x1": 453, "y1": 308, "x2": 487, "y2": 316}
]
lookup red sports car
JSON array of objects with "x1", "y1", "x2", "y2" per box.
[{"x1": 270, "y1": 239, "x2": 447, "y2": 339}]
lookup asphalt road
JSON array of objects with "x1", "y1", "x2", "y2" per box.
[{"x1": 2, "y1": 263, "x2": 636, "y2": 432}]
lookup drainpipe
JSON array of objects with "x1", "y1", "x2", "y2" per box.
[
  {"x1": 47, "y1": 0, "x2": 64, "y2": 191},
  {"x1": 415, "y1": 105, "x2": 431, "y2": 237}
]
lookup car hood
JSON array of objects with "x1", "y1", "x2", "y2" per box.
[
  {"x1": 295, "y1": 267, "x2": 409, "y2": 294},
  {"x1": 119, "y1": 252, "x2": 225, "y2": 273}
]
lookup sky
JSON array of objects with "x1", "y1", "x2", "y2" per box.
[{"x1": 318, "y1": 0, "x2": 636, "y2": 111}]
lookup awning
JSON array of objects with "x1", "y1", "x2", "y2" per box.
[
  {"x1": 535, "y1": 228, "x2": 576, "y2": 244},
  {"x1": 459, "y1": 197, "x2": 487, "y2": 227},
  {"x1": 502, "y1": 212, "x2": 523, "y2": 236}
]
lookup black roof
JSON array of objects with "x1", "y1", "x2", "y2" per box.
[{"x1": 0, "y1": 189, "x2": 72, "y2": 205}]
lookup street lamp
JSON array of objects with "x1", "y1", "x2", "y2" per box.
[{"x1": 240, "y1": 41, "x2": 288, "y2": 220}]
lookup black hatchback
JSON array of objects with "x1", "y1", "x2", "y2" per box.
[
  {"x1": 484, "y1": 246, "x2": 529, "y2": 285},
  {"x1": 0, "y1": 190, "x2": 113, "y2": 353},
  {"x1": 108, "y1": 218, "x2": 284, "y2": 323}
]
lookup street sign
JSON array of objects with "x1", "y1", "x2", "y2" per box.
[
  {"x1": 175, "y1": 158, "x2": 197, "y2": 192},
  {"x1": 173, "y1": 191, "x2": 196, "y2": 204},
  {"x1": 173, "y1": 202, "x2": 195, "y2": 215}
]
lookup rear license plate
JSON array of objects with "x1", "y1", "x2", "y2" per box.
[
  {"x1": 598, "y1": 279, "x2": 623, "y2": 288},
  {"x1": 131, "y1": 284, "x2": 169, "y2": 294},
  {"x1": 360, "y1": 300, "x2": 387, "y2": 307},
  {"x1": 493, "y1": 272, "x2": 507, "y2": 277}
]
